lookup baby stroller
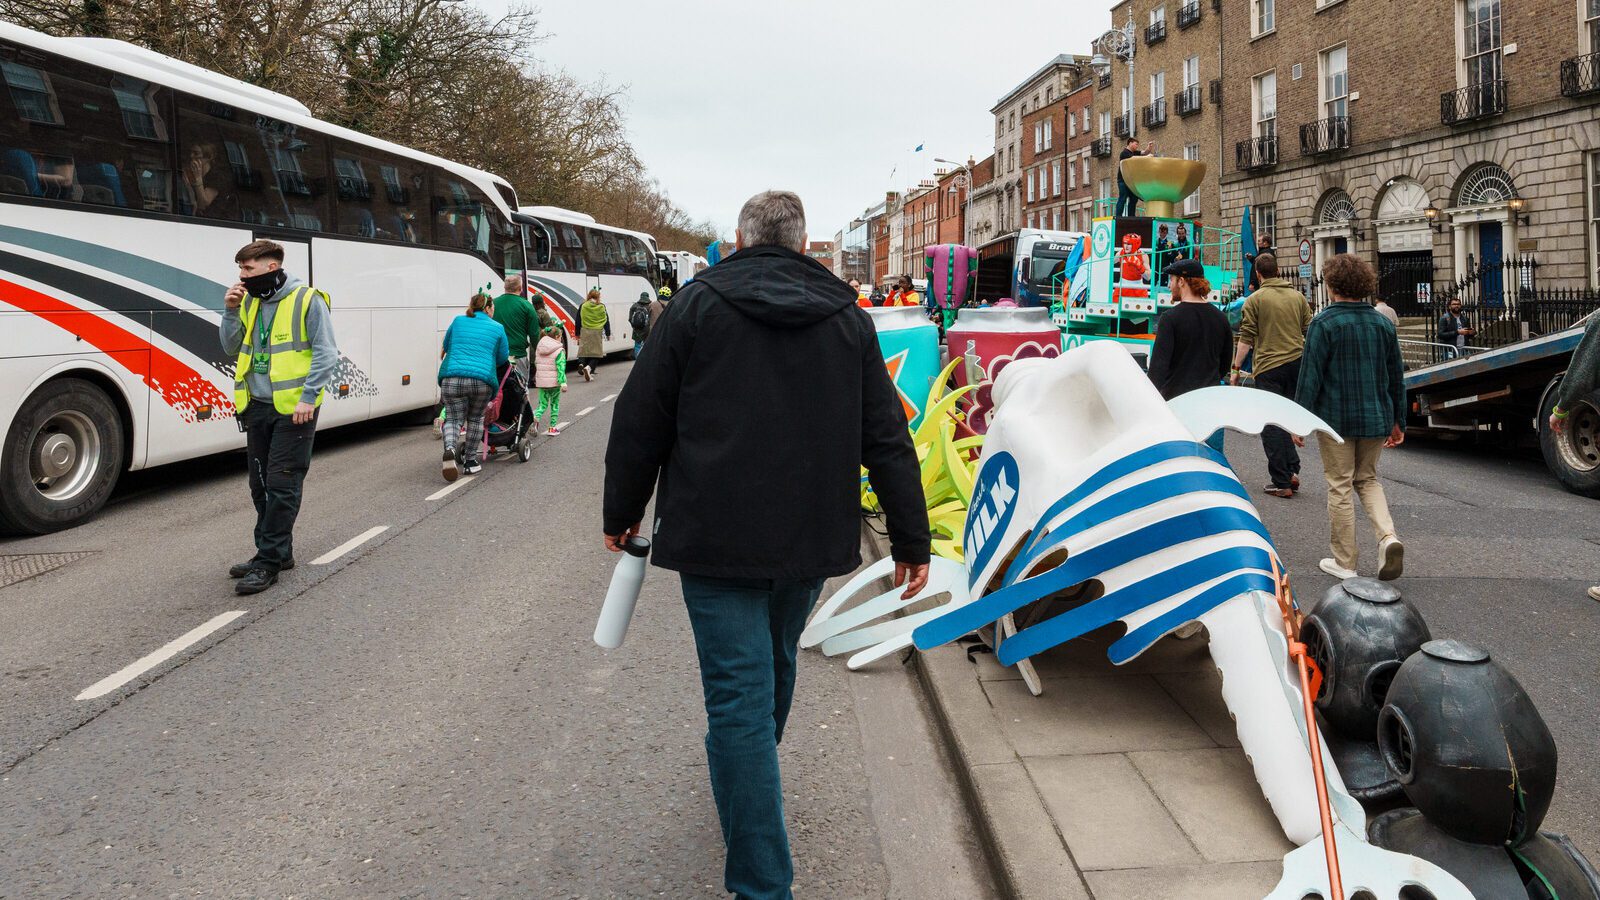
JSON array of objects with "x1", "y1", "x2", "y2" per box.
[{"x1": 482, "y1": 365, "x2": 534, "y2": 463}]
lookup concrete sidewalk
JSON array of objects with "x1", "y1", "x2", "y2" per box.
[{"x1": 857, "y1": 527, "x2": 1293, "y2": 900}]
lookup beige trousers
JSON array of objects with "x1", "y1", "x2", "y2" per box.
[{"x1": 1316, "y1": 434, "x2": 1398, "y2": 570}]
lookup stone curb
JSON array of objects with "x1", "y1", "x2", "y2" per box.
[{"x1": 859, "y1": 521, "x2": 1092, "y2": 900}]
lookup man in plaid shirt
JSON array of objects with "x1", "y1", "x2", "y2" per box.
[{"x1": 1295, "y1": 254, "x2": 1407, "y2": 582}]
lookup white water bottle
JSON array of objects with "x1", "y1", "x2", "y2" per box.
[{"x1": 593, "y1": 536, "x2": 650, "y2": 649}]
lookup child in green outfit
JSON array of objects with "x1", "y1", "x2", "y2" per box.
[{"x1": 532, "y1": 325, "x2": 569, "y2": 435}]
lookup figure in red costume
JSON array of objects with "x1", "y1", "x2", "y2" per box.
[{"x1": 1113, "y1": 232, "x2": 1151, "y2": 307}]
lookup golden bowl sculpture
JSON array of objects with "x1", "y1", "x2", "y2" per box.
[{"x1": 1120, "y1": 157, "x2": 1208, "y2": 219}]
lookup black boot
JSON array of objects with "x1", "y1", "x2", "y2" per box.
[
  {"x1": 229, "y1": 557, "x2": 295, "y2": 578},
  {"x1": 235, "y1": 567, "x2": 278, "y2": 595}
]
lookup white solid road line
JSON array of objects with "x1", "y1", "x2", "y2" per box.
[
  {"x1": 425, "y1": 476, "x2": 475, "y2": 501},
  {"x1": 576, "y1": 406, "x2": 596, "y2": 417},
  {"x1": 76, "y1": 610, "x2": 248, "y2": 701},
  {"x1": 311, "y1": 525, "x2": 389, "y2": 565},
  {"x1": 601, "y1": 393, "x2": 617, "y2": 402}
]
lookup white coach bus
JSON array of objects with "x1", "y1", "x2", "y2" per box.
[
  {"x1": 0, "y1": 22, "x2": 528, "y2": 533},
  {"x1": 514, "y1": 204, "x2": 663, "y2": 354}
]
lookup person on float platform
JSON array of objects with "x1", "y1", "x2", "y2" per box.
[{"x1": 219, "y1": 239, "x2": 339, "y2": 596}]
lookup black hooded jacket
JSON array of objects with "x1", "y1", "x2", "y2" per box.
[{"x1": 602, "y1": 244, "x2": 931, "y2": 579}]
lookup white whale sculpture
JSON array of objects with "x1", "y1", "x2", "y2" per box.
[{"x1": 805, "y1": 342, "x2": 1472, "y2": 899}]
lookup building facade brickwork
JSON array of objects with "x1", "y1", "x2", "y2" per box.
[{"x1": 992, "y1": 55, "x2": 1085, "y2": 240}]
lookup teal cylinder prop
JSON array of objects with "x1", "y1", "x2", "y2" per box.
[{"x1": 866, "y1": 306, "x2": 941, "y2": 429}]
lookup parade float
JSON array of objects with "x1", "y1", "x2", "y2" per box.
[{"x1": 827, "y1": 157, "x2": 1600, "y2": 895}]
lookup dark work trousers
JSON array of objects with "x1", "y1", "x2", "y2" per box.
[
  {"x1": 1253, "y1": 358, "x2": 1302, "y2": 489},
  {"x1": 1115, "y1": 183, "x2": 1138, "y2": 217},
  {"x1": 242, "y1": 401, "x2": 318, "y2": 572}
]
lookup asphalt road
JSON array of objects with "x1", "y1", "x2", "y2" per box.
[
  {"x1": 1229, "y1": 427, "x2": 1600, "y2": 858},
  {"x1": 0, "y1": 360, "x2": 994, "y2": 898}
]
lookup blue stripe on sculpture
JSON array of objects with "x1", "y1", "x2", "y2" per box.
[
  {"x1": 1001, "y1": 469, "x2": 1250, "y2": 588},
  {"x1": 914, "y1": 505, "x2": 1272, "y2": 650},
  {"x1": 995, "y1": 547, "x2": 1272, "y2": 665},
  {"x1": 1107, "y1": 571, "x2": 1278, "y2": 664}
]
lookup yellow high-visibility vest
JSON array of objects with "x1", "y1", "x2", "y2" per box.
[{"x1": 234, "y1": 286, "x2": 331, "y2": 416}]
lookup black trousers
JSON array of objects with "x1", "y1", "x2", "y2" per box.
[
  {"x1": 1115, "y1": 184, "x2": 1138, "y2": 217},
  {"x1": 1254, "y1": 359, "x2": 1301, "y2": 489},
  {"x1": 241, "y1": 401, "x2": 318, "y2": 571}
]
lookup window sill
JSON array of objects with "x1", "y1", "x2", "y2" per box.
[
  {"x1": 1315, "y1": 0, "x2": 1347, "y2": 10},
  {"x1": 1250, "y1": 27, "x2": 1277, "y2": 42}
]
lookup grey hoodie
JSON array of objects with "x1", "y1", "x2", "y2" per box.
[{"x1": 219, "y1": 275, "x2": 339, "y2": 406}]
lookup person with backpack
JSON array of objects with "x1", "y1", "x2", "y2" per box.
[
  {"x1": 531, "y1": 325, "x2": 569, "y2": 435},
  {"x1": 628, "y1": 291, "x2": 653, "y2": 359}
]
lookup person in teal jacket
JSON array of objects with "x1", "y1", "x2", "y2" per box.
[{"x1": 438, "y1": 292, "x2": 509, "y2": 480}]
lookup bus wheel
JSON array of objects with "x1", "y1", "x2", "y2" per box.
[
  {"x1": 1538, "y1": 379, "x2": 1600, "y2": 498},
  {"x1": 0, "y1": 378, "x2": 125, "y2": 535}
]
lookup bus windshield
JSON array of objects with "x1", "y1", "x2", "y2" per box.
[{"x1": 1029, "y1": 253, "x2": 1072, "y2": 287}]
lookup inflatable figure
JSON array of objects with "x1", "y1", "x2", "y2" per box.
[
  {"x1": 923, "y1": 243, "x2": 978, "y2": 329},
  {"x1": 804, "y1": 342, "x2": 1475, "y2": 899}
]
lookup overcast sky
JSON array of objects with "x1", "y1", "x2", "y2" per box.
[{"x1": 485, "y1": 0, "x2": 1105, "y2": 241}]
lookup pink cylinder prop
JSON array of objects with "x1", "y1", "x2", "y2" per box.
[{"x1": 945, "y1": 307, "x2": 1061, "y2": 434}]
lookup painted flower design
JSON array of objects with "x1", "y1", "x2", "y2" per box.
[{"x1": 968, "y1": 341, "x2": 1060, "y2": 433}]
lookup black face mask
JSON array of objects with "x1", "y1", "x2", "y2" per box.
[{"x1": 242, "y1": 268, "x2": 287, "y2": 299}]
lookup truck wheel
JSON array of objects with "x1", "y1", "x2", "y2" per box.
[
  {"x1": 0, "y1": 378, "x2": 125, "y2": 534},
  {"x1": 1538, "y1": 379, "x2": 1600, "y2": 498}
]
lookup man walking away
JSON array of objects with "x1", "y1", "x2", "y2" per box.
[
  {"x1": 1437, "y1": 298, "x2": 1474, "y2": 355},
  {"x1": 628, "y1": 291, "x2": 652, "y2": 358},
  {"x1": 1295, "y1": 253, "x2": 1406, "y2": 582},
  {"x1": 649, "y1": 286, "x2": 673, "y2": 332},
  {"x1": 1547, "y1": 312, "x2": 1600, "y2": 602},
  {"x1": 1148, "y1": 258, "x2": 1231, "y2": 451},
  {"x1": 1230, "y1": 253, "x2": 1312, "y2": 498},
  {"x1": 602, "y1": 190, "x2": 931, "y2": 900},
  {"x1": 1115, "y1": 138, "x2": 1150, "y2": 217},
  {"x1": 219, "y1": 240, "x2": 338, "y2": 595},
  {"x1": 492, "y1": 274, "x2": 537, "y2": 381},
  {"x1": 1373, "y1": 296, "x2": 1399, "y2": 327}
]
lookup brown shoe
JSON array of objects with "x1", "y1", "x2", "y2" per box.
[
  {"x1": 1291, "y1": 475, "x2": 1301, "y2": 490},
  {"x1": 1262, "y1": 484, "x2": 1294, "y2": 499}
]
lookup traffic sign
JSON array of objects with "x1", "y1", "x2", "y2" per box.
[
  {"x1": 1299, "y1": 263, "x2": 1314, "y2": 279},
  {"x1": 1298, "y1": 239, "x2": 1313, "y2": 265}
]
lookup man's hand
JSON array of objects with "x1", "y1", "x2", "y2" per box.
[
  {"x1": 604, "y1": 522, "x2": 641, "y2": 552},
  {"x1": 291, "y1": 401, "x2": 315, "y2": 425},
  {"x1": 1385, "y1": 424, "x2": 1406, "y2": 448},
  {"x1": 1550, "y1": 413, "x2": 1567, "y2": 435},
  {"x1": 225, "y1": 283, "x2": 246, "y2": 309},
  {"x1": 1292, "y1": 435, "x2": 1306, "y2": 448},
  {"x1": 1228, "y1": 370, "x2": 1240, "y2": 386},
  {"x1": 894, "y1": 561, "x2": 930, "y2": 600}
]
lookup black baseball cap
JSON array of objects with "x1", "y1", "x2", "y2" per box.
[{"x1": 1166, "y1": 258, "x2": 1205, "y2": 279}]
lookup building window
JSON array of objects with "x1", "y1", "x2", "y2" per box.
[
  {"x1": 1069, "y1": 159, "x2": 1077, "y2": 190},
  {"x1": 996, "y1": 117, "x2": 1003, "y2": 137},
  {"x1": 1320, "y1": 45, "x2": 1348, "y2": 119},
  {"x1": 1151, "y1": 5, "x2": 1166, "y2": 24},
  {"x1": 1253, "y1": 0, "x2": 1275, "y2": 35},
  {"x1": 1461, "y1": 0, "x2": 1502, "y2": 89},
  {"x1": 1253, "y1": 71, "x2": 1278, "y2": 140},
  {"x1": 1253, "y1": 203, "x2": 1277, "y2": 249},
  {"x1": 1150, "y1": 70, "x2": 1166, "y2": 106},
  {"x1": 1099, "y1": 110, "x2": 1111, "y2": 135},
  {"x1": 1028, "y1": 169, "x2": 1036, "y2": 202},
  {"x1": 1010, "y1": 111, "x2": 1016, "y2": 130},
  {"x1": 1, "y1": 60, "x2": 62, "y2": 125},
  {"x1": 1083, "y1": 157, "x2": 1089, "y2": 182},
  {"x1": 1053, "y1": 209, "x2": 1061, "y2": 230},
  {"x1": 1183, "y1": 145, "x2": 1201, "y2": 215},
  {"x1": 1045, "y1": 117, "x2": 1053, "y2": 150},
  {"x1": 1034, "y1": 122, "x2": 1042, "y2": 152},
  {"x1": 1083, "y1": 108, "x2": 1090, "y2": 131},
  {"x1": 1052, "y1": 161, "x2": 1061, "y2": 196},
  {"x1": 1069, "y1": 111, "x2": 1077, "y2": 137},
  {"x1": 1046, "y1": 86, "x2": 1054, "y2": 103},
  {"x1": 1587, "y1": 0, "x2": 1600, "y2": 54},
  {"x1": 110, "y1": 77, "x2": 164, "y2": 140},
  {"x1": 1099, "y1": 178, "x2": 1111, "y2": 201},
  {"x1": 1590, "y1": 153, "x2": 1600, "y2": 286},
  {"x1": 1183, "y1": 56, "x2": 1200, "y2": 91}
]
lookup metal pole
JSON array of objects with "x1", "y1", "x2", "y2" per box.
[{"x1": 1126, "y1": 15, "x2": 1136, "y2": 140}]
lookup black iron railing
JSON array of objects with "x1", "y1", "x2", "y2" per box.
[
  {"x1": 1091, "y1": 136, "x2": 1113, "y2": 158},
  {"x1": 1176, "y1": 85, "x2": 1202, "y2": 116},
  {"x1": 1236, "y1": 135, "x2": 1277, "y2": 171},
  {"x1": 1145, "y1": 20, "x2": 1167, "y2": 44},
  {"x1": 1299, "y1": 116, "x2": 1350, "y2": 156},
  {"x1": 1114, "y1": 112, "x2": 1133, "y2": 138},
  {"x1": 1177, "y1": 1, "x2": 1201, "y2": 28},
  {"x1": 1561, "y1": 53, "x2": 1600, "y2": 97},
  {"x1": 1415, "y1": 257, "x2": 1600, "y2": 364},
  {"x1": 1441, "y1": 79, "x2": 1507, "y2": 125},
  {"x1": 1099, "y1": 72, "x2": 1112, "y2": 89},
  {"x1": 1378, "y1": 254, "x2": 1437, "y2": 318},
  {"x1": 1142, "y1": 99, "x2": 1168, "y2": 128}
]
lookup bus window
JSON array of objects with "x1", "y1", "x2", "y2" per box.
[
  {"x1": 0, "y1": 43, "x2": 172, "y2": 210},
  {"x1": 552, "y1": 223, "x2": 586, "y2": 272},
  {"x1": 176, "y1": 96, "x2": 329, "y2": 230},
  {"x1": 523, "y1": 222, "x2": 552, "y2": 267},
  {"x1": 331, "y1": 142, "x2": 425, "y2": 243},
  {"x1": 586, "y1": 228, "x2": 624, "y2": 274},
  {"x1": 433, "y1": 176, "x2": 490, "y2": 255}
]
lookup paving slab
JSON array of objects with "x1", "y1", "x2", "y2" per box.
[
  {"x1": 1083, "y1": 861, "x2": 1284, "y2": 899},
  {"x1": 1127, "y1": 749, "x2": 1296, "y2": 864},
  {"x1": 983, "y1": 674, "x2": 1216, "y2": 758},
  {"x1": 1025, "y1": 754, "x2": 1200, "y2": 871}
]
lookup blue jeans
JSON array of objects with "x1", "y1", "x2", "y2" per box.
[{"x1": 680, "y1": 574, "x2": 825, "y2": 900}]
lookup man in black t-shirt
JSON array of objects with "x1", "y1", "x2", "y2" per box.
[{"x1": 1115, "y1": 138, "x2": 1152, "y2": 217}]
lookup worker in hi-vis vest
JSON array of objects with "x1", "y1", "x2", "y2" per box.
[{"x1": 219, "y1": 239, "x2": 339, "y2": 596}]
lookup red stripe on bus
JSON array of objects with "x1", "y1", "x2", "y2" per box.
[{"x1": 0, "y1": 276, "x2": 234, "y2": 423}]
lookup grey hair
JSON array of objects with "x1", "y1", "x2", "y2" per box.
[
  {"x1": 737, "y1": 190, "x2": 807, "y2": 251},
  {"x1": 504, "y1": 273, "x2": 524, "y2": 293}
]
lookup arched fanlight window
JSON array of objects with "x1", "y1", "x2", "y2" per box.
[
  {"x1": 1455, "y1": 163, "x2": 1519, "y2": 206},
  {"x1": 1317, "y1": 189, "x2": 1356, "y2": 224}
]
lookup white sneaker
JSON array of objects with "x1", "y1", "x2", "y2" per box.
[
  {"x1": 548, "y1": 426, "x2": 561, "y2": 435},
  {"x1": 1587, "y1": 586, "x2": 1600, "y2": 603},
  {"x1": 1319, "y1": 558, "x2": 1358, "y2": 580},
  {"x1": 1378, "y1": 537, "x2": 1405, "y2": 581},
  {"x1": 441, "y1": 447, "x2": 458, "y2": 482}
]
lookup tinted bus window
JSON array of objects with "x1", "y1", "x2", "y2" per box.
[
  {"x1": 433, "y1": 175, "x2": 489, "y2": 255},
  {"x1": 523, "y1": 222, "x2": 552, "y2": 267},
  {"x1": 330, "y1": 141, "x2": 426, "y2": 243},
  {"x1": 0, "y1": 42, "x2": 174, "y2": 211},
  {"x1": 586, "y1": 228, "x2": 624, "y2": 274},
  {"x1": 619, "y1": 235, "x2": 653, "y2": 278},
  {"x1": 176, "y1": 96, "x2": 329, "y2": 230},
  {"x1": 550, "y1": 223, "x2": 586, "y2": 272}
]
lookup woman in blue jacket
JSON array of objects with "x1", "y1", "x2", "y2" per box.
[{"x1": 438, "y1": 292, "x2": 509, "y2": 480}]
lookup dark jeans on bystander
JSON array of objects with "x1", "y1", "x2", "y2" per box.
[
  {"x1": 241, "y1": 402, "x2": 318, "y2": 573},
  {"x1": 679, "y1": 573, "x2": 825, "y2": 900},
  {"x1": 1115, "y1": 184, "x2": 1138, "y2": 217},
  {"x1": 1253, "y1": 358, "x2": 1302, "y2": 489}
]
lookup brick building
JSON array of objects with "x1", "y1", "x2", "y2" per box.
[
  {"x1": 805, "y1": 240, "x2": 833, "y2": 269},
  {"x1": 991, "y1": 55, "x2": 1086, "y2": 241},
  {"x1": 900, "y1": 182, "x2": 941, "y2": 278},
  {"x1": 1022, "y1": 99, "x2": 1069, "y2": 231},
  {"x1": 1090, "y1": 0, "x2": 1227, "y2": 226},
  {"x1": 1219, "y1": 0, "x2": 1600, "y2": 304},
  {"x1": 937, "y1": 164, "x2": 970, "y2": 245},
  {"x1": 1064, "y1": 82, "x2": 1097, "y2": 233},
  {"x1": 967, "y1": 154, "x2": 1001, "y2": 246}
]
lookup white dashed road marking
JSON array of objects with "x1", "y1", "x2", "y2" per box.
[
  {"x1": 576, "y1": 406, "x2": 596, "y2": 417},
  {"x1": 311, "y1": 525, "x2": 389, "y2": 565},
  {"x1": 601, "y1": 393, "x2": 617, "y2": 402},
  {"x1": 425, "y1": 476, "x2": 475, "y2": 501},
  {"x1": 76, "y1": 610, "x2": 248, "y2": 701}
]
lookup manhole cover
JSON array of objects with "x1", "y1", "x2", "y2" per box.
[{"x1": 0, "y1": 552, "x2": 97, "y2": 589}]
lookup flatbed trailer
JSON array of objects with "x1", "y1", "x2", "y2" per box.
[{"x1": 1403, "y1": 323, "x2": 1599, "y2": 496}]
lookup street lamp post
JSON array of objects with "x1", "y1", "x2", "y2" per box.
[
  {"x1": 1091, "y1": 12, "x2": 1138, "y2": 144},
  {"x1": 935, "y1": 157, "x2": 973, "y2": 247}
]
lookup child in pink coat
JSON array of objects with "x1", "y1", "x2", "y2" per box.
[{"x1": 532, "y1": 326, "x2": 569, "y2": 434}]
